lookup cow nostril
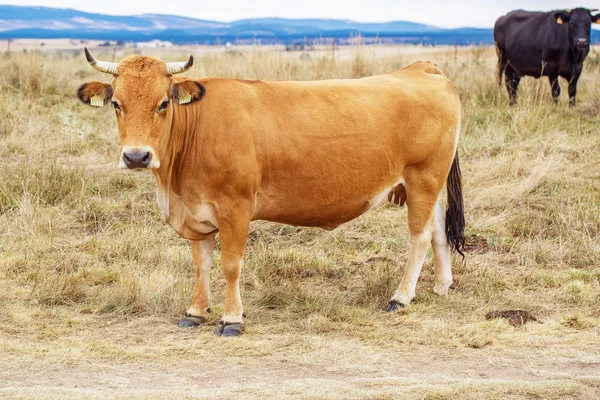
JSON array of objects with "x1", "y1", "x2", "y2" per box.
[{"x1": 123, "y1": 151, "x2": 152, "y2": 168}]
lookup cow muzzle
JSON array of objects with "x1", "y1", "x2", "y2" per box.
[
  {"x1": 576, "y1": 38, "x2": 589, "y2": 48},
  {"x1": 120, "y1": 146, "x2": 160, "y2": 169},
  {"x1": 123, "y1": 151, "x2": 151, "y2": 169}
]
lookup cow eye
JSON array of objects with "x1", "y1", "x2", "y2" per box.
[
  {"x1": 111, "y1": 101, "x2": 121, "y2": 112},
  {"x1": 157, "y1": 99, "x2": 169, "y2": 113}
]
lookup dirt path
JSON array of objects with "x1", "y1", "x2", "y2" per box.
[
  {"x1": 2, "y1": 329, "x2": 600, "y2": 399},
  {"x1": 1, "y1": 315, "x2": 600, "y2": 398}
]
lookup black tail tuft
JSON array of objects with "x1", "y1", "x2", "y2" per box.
[{"x1": 446, "y1": 152, "x2": 466, "y2": 257}]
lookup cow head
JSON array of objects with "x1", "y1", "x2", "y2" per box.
[
  {"x1": 554, "y1": 8, "x2": 600, "y2": 49},
  {"x1": 77, "y1": 49, "x2": 205, "y2": 169}
]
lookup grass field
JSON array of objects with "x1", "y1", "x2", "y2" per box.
[{"x1": 1, "y1": 44, "x2": 599, "y2": 399}]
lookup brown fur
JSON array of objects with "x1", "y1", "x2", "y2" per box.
[
  {"x1": 170, "y1": 80, "x2": 206, "y2": 104},
  {"x1": 388, "y1": 184, "x2": 407, "y2": 206},
  {"x1": 77, "y1": 81, "x2": 113, "y2": 105},
  {"x1": 79, "y1": 55, "x2": 464, "y2": 328}
]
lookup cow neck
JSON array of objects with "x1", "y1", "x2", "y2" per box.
[
  {"x1": 570, "y1": 46, "x2": 588, "y2": 64},
  {"x1": 153, "y1": 103, "x2": 198, "y2": 195}
]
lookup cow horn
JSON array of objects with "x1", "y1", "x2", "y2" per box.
[
  {"x1": 590, "y1": 8, "x2": 599, "y2": 13},
  {"x1": 166, "y1": 55, "x2": 194, "y2": 75},
  {"x1": 84, "y1": 48, "x2": 118, "y2": 75}
]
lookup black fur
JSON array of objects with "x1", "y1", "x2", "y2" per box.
[
  {"x1": 494, "y1": 8, "x2": 599, "y2": 106},
  {"x1": 445, "y1": 152, "x2": 466, "y2": 257}
]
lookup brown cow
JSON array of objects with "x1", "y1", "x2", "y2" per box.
[{"x1": 78, "y1": 49, "x2": 465, "y2": 336}]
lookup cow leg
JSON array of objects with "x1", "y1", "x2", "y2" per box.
[
  {"x1": 431, "y1": 200, "x2": 453, "y2": 296},
  {"x1": 548, "y1": 75, "x2": 561, "y2": 103},
  {"x1": 504, "y1": 66, "x2": 521, "y2": 106},
  {"x1": 387, "y1": 175, "x2": 439, "y2": 311},
  {"x1": 214, "y1": 210, "x2": 250, "y2": 337},
  {"x1": 179, "y1": 236, "x2": 215, "y2": 328},
  {"x1": 568, "y1": 75, "x2": 580, "y2": 107}
]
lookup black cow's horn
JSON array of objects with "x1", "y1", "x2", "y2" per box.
[
  {"x1": 590, "y1": 8, "x2": 599, "y2": 13},
  {"x1": 84, "y1": 48, "x2": 118, "y2": 75},
  {"x1": 166, "y1": 56, "x2": 194, "y2": 75}
]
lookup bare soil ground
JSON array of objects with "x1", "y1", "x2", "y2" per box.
[{"x1": 2, "y1": 316, "x2": 600, "y2": 399}]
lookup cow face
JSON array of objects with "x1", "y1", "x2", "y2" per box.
[
  {"x1": 554, "y1": 8, "x2": 600, "y2": 49},
  {"x1": 78, "y1": 49, "x2": 204, "y2": 169}
]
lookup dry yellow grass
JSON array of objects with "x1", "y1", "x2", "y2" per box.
[{"x1": 0, "y1": 44, "x2": 599, "y2": 399}]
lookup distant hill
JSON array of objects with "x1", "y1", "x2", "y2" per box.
[{"x1": 0, "y1": 5, "x2": 513, "y2": 45}]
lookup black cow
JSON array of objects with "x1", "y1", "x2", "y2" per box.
[{"x1": 495, "y1": 8, "x2": 600, "y2": 106}]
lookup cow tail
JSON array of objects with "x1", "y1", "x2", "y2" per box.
[
  {"x1": 496, "y1": 43, "x2": 506, "y2": 87},
  {"x1": 445, "y1": 152, "x2": 466, "y2": 257}
]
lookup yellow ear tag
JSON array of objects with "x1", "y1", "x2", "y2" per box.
[
  {"x1": 90, "y1": 95, "x2": 104, "y2": 107},
  {"x1": 557, "y1": 17, "x2": 563, "y2": 24},
  {"x1": 178, "y1": 94, "x2": 192, "y2": 105}
]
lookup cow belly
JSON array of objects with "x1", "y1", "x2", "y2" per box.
[
  {"x1": 508, "y1": 58, "x2": 544, "y2": 77},
  {"x1": 257, "y1": 199, "x2": 369, "y2": 229},
  {"x1": 253, "y1": 179, "x2": 403, "y2": 229}
]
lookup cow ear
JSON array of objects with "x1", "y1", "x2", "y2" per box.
[
  {"x1": 593, "y1": 14, "x2": 600, "y2": 24},
  {"x1": 77, "y1": 81, "x2": 113, "y2": 107},
  {"x1": 554, "y1": 12, "x2": 570, "y2": 24},
  {"x1": 170, "y1": 80, "x2": 206, "y2": 105}
]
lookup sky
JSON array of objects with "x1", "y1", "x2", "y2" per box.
[{"x1": 1, "y1": 1, "x2": 598, "y2": 28}]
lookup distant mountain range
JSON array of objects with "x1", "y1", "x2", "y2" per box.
[
  {"x1": 0, "y1": 5, "x2": 492, "y2": 45},
  {"x1": 0, "y1": 5, "x2": 598, "y2": 45}
]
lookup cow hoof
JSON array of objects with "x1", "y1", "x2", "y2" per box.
[
  {"x1": 214, "y1": 322, "x2": 245, "y2": 337},
  {"x1": 179, "y1": 313, "x2": 207, "y2": 328},
  {"x1": 386, "y1": 300, "x2": 406, "y2": 312}
]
